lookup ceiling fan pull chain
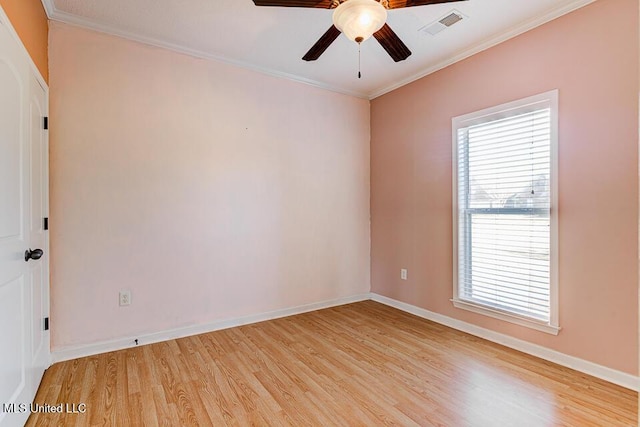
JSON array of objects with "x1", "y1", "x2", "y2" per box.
[{"x1": 358, "y1": 42, "x2": 362, "y2": 79}]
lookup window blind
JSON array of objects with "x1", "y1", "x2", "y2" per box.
[{"x1": 456, "y1": 108, "x2": 551, "y2": 322}]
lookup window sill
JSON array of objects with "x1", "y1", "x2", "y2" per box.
[{"x1": 451, "y1": 298, "x2": 560, "y2": 335}]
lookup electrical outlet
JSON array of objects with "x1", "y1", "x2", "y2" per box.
[
  {"x1": 401, "y1": 269, "x2": 408, "y2": 280},
  {"x1": 119, "y1": 290, "x2": 131, "y2": 306}
]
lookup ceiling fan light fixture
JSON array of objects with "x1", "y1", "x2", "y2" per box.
[{"x1": 332, "y1": 0, "x2": 387, "y2": 43}]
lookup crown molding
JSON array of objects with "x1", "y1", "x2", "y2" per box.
[
  {"x1": 368, "y1": 0, "x2": 597, "y2": 99},
  {"x1": 46, "y1": 7, "x2": 369, "y2": 99},
  {"x1": 40, "y1": 0, "x2": 54, "y2": 18},
  {"x1": 43, "y1": 0, "x2": 595, "y2": 100}
]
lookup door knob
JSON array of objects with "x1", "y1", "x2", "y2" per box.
[{"x1": 25, "y1": 248, "x2": 43, "y2": 262}]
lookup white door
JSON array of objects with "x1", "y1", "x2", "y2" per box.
[
  {"x1": 0, "y1": 14, "x2": 49, "y2": 427},
  {"x1": 28, "y1": 73, "x2": 49, "y2": 390}
]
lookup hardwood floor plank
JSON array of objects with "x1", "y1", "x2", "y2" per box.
[
  {"x1": 134, "y1": 348, "x2": 160, "y2": 427},
  {"x1": 150, "y1": 384, "x2": 180, "y2": 427},
  {"x1": 27, "y1": 301, "x2": 637, "y2": 426}
]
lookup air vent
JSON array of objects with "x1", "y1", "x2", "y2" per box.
[
  {"x1": 440, "y1": 12, "x2": 463, "y2": 27},
  {"x1": 420, "y1": 10, "x2": 464, "y2": 36}
]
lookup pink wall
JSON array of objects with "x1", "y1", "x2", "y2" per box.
[
  {"x1": 371, "y1": 0, "x2": 639, "y2": 375},
  {"x1": 48, "y1": 22, "x2": 370, "y2": 349}
]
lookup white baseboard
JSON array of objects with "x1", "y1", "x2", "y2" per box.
[
  {"x1": 51, "y1": 293, "x2": 370, "y2": 363},
  {"x1": 370, "y1": 293, "x2": 639, "y2": 392},
  {"x1": 52, "y1": 292, "x2": 639, "y2": 392}
]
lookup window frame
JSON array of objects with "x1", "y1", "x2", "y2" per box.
[{"x1": 451, "y1": 90, "x2": 560, "y2": 335}]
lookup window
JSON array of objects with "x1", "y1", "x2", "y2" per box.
[{"x1": 452, "y1": 91, "x2": 559, "y2": 334}]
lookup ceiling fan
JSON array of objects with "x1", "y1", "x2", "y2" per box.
[{"x1": 252, "y1": 0, "x2": 466, "y2": 63}]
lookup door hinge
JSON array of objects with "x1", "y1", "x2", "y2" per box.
[
  {"x1": 43, "y1": 116, "x2": 48, "y2": 130},
  {"x1": 44, "y1": 317, "x2": 49, "y2": 331},
  {"x1": 43, "y1": 217, "x2": 48, "y2": 230}
]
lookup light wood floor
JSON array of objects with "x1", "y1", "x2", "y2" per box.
[{"x1": 27, "y1": 301, "x2": 637, "y2": 426}]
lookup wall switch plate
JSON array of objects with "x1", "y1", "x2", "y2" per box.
[
  {"x1": 401, "y1": 269, "x2": 408, "y2": 280},
  {"x1": 119, "y1": 290, "x2": 131, "y2": 306}
]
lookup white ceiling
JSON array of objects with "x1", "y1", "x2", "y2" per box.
[{"x1": 42, "y1": 0, "x2": 595, "y2": 99}]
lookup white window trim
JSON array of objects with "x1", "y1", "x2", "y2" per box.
[{"x1": 451, "y1": 90, "x2": 560, "y2": 335}]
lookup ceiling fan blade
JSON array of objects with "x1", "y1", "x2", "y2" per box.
[
  {"x1": 252, "y1": 0, "x2": 333, "y2": 8},
  {"x1": 387, "y1": 0, "x2": 467, "y2": 9},
  {"x1": 302, "y1": 25, "x2": 342, "y2": 61},
  {"x1": 373, "y1": 23, "x2": 411, "y2": 62}
]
